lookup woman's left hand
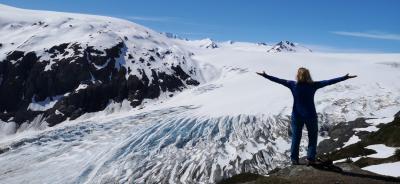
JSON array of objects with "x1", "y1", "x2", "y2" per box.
[{"x1": 256, "y1": 71, "x2": 267, "y2": 76}]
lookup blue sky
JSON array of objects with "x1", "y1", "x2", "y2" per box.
[{"x1": 1, "y1": 0, "x2": 400, "y2": 52}]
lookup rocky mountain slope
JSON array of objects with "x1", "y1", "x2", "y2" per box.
[
  {"x1": 319, "y1": 111, "x2": 400, "y2": 175},
  {"x1": 220, "y1": 111, "x2": 400, "y2": 184}
]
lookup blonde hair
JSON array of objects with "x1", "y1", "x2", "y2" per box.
[{"x1": 296, "y1": 67, "x2": 313, "y2": 83}]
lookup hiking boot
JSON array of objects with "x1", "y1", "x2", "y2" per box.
[{"x1": 291, "y1": 160, "x2": 300, "y2": 165}]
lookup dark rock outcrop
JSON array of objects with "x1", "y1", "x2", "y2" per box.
[
  {"x1": 219, "y1": 163, "x2": 399, "y2": 184},
  {"x1": 0, "y1": 42, "x2": 199, "y2": 128}
]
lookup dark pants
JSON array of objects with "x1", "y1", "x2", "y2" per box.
[{"x1": 290, "y1": 115, "x2": 318, "y2": 162}]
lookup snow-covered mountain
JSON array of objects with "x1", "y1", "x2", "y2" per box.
[
  {"x1": 160, "y1": 32, "x2": 188, "y2": 40},
  {"x1": 1, "y1": 4, "x2": 400, "y2": 184},
  {"x1": 267, "y1": 40, "x2": 312, "y2": 53},
  {"x1": 184, "y1": 38, "x2": 219, "y2": 49},
  {"x1": 0, "y1": 4, "x2": 203, "y2": 132}
]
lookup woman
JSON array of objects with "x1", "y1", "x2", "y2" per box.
[{"x1": 256, "y1": 67, "x2": 357, "y2": 165}]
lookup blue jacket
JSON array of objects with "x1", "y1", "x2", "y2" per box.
[{"x1": 261, "y1": 74, "x2": 349, "y2": 120}]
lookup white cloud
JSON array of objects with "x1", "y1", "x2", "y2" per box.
[
  {"x1": 302, "y1": 43, "x2": 383, "y2": 53},
  {"x1": 331, "y1": 31, "x2": 400, "y2": 41}
]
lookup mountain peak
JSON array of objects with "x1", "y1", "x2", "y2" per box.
[
  {"x1": 199, "y1": 38, "x2": 219, "y2": 49},
  {"x1": 267, "y1": 40, "x2": 312, "y2": 53}
]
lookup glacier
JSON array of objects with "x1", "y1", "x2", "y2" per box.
[{"x1": 0, "y1": 106, "x2": 290, "y2": 183}]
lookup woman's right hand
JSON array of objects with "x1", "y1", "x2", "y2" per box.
[{"x1": 345, "y1": 73, "x2": 357, "y2": 79}]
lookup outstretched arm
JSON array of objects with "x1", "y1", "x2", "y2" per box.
[
  {"x1": 256, "y1": 71, "x2": 293, "y2": 88},
  {"x1": 314, "y1": 74, "x2": 357, "y2": 89}
]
